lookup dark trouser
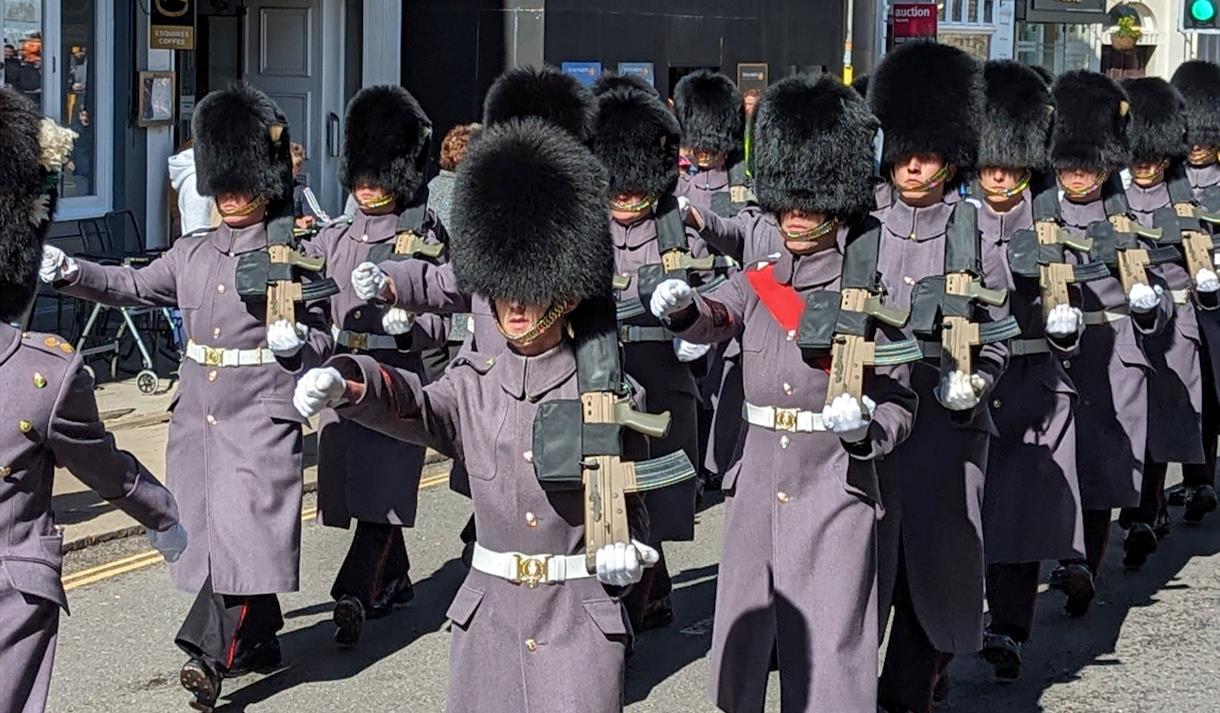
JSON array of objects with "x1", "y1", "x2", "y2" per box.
[
  {"x1": 331, "y1": 521, "x2": 411, "y2": 613},
  {"x1": 985, "y1": 562, "x2": 1041, "y2": 643},
  {"x1": 697, "y1": 403, "x2": 713, "y2": 478},
  {"x1": 1119, "y1": 459, "x2": 1168, "y2": 528},
  {"x1": 623, "y1": 543, "x2": 672, "y2": 629},
  {"x1": 1062, "y1": 509, "x2": 1113, "y2": 579},
  {"x1": 176, "y1": 575, "x2": 283, "y2": 672},
  {"x1": 879, "y1": 544, "x2": 953, "y2": 713},
  {"x1": 1185, "y1": 365, "x2": 1218, "y2": 489}
]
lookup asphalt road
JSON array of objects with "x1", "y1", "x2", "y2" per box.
[{"x1": 50, "y1": 472, "x2": 1220, "y2": 713}]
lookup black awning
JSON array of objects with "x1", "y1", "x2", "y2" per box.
[{"x1": 1022, "y1": 0, "x2": 1109, "y2": 24}]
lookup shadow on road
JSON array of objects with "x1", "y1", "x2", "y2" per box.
[
  {"x1": 213, "y1": 558, "x2": 467, "y2": 712},
  {"x1": 625, "y1": 563, "x2": 719, "y2": 704}
]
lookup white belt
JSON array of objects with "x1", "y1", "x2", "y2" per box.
[
  {"x1": 1172, "y1": 289, "x2": 1191, "y2": 305},
  {"x1": 471, "y1": 543, "x2": 593, "y2": 588},
  {"x1": 1009, "y1": 338, "x2": 1051, "y2": 357},
  {"x1": 743, "y1": 401, "x2": 827, "y2": 432},
  {"x1": 1082, "y1": 307, "x2": 1130, "y2": 326},
  {"x1": 184, "y1": 341, "x2": 276, "y2": 367},
  {"x1": 331, "y1": 325, "x2": 401, "y2": 351}
]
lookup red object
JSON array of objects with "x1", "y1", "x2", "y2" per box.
[
  {"x1": 892, "y1": 2, "x2": 938, "y2": 45},
  {"x1": 745, "y1": 264, "x2": 831, "y2": 372}
]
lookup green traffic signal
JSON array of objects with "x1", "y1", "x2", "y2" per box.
[{"x1": 1193, "y1": 0, "x2": 1217, "y2": 23}]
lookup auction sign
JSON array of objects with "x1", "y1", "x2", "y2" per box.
[
  {"x1": 151, "y1": 0, "x2": 195, "y2": 51},
  {"x1": 892, "y1": 2, "x2": 938, "y2": 45}
]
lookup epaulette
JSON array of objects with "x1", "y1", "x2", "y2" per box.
[
  {"x1": 21, "y1": 332, "x2": 78, "y2": 360},
  {"x1": 449, "y1": 351, "x2": 498, "y2": 375}
]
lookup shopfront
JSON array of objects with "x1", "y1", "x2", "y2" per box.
[{"x1": 1014, "y1": 0, "x2": 1109, "y2": 73}]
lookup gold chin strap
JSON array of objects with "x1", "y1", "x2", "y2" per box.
[
  {"x1": 1130, "y1": 160, "x2": 1169, "y2": 182},
  {"x1": 218, "y1": 195, "x2": 267, "y2": 217},
  {"x1": 896, "y1": 164, "x2": 953, "y2": 194},
  {"x1": 980, "y1": 170, "x2": 1032, "y2": 199},
  {"x1": 1059, "y1": 171, "x2": 1109, "y2": 199},
  {"x1": 496, "y1": 301, "x2": 566, "y2": 348},
  {"x1": 358, "y1": 193, "x2": 395, "y2": 210},
  {"x1": 610, "y1": 194, "x2": 656, "y2": 213},
  {"x1": 782, "y1": 217, "x2": 839, "y2": 243}
]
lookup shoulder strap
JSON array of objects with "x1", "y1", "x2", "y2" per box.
[
  {"x1": 944, "y1": 199, "x2": 981, "y2": 274},
  {"x1": 841, "y1": 216, "x2": 882, "y2": 291},
  {"x1": 745, "y1": 264, "x2": 804, "y2": 332},
  {"x1": 1102, "y1": 174, "x2": 1131, "y2": 218},
  {"x1": 654, "y1": 194, "x2": 689, "y2": 254},
  {"x1": 395, "y1": 201, "x2": 430, "y2": 236},
  {"x1": 1030, "y1": 176, "x2": 1062, "y2": 223},
  {"x1": 1167, "y1": 169, "x2": 1197, "y2": 206}
]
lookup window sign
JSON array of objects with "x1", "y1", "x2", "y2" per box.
[{"x1": 561, "y1": 61, "x2": 602, "y2": 87}]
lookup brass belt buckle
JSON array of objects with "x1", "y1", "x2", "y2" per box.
[
  {"x1": 347, "y1": 332, "x2": 368, "y2": 352},
  {"x1": 204, "y1": 346, "x2": 223, "y2": 367},
  {"x1": 774, "y1": 407, "x2": 798, "y2": 432},
  {"x1": 730, "y1": 185, "x2": 748, "y2": 203},
  {"x1": 514, "y1": 555, "x2": 550, "y2": 589}
]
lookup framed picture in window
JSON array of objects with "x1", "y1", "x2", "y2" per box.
[{"x1": 137, "y1": 70, "x2": 175, "y2": 127}]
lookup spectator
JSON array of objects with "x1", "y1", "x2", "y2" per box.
[
  {"x1": 291, "y1": 142, "x2": 328, "y2": 228},
  {"x1": 742, "y1": 88, "x2": 761, "y2": 118},
  {"x1": 426, "y1": 122, "x2": 479, "y2": 226},
  {"x1": 2, "y1": 45, "x2": 18, "y2": 87},
  {"x1": 66, "y1": 109, "x2": 92, "y2": 196},
  {"x1": 168, "y1": 141, "x2": 216, "y2": 237}
]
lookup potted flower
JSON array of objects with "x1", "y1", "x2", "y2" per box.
[{"x1": 1112, "y1": 16, "x2": 1142, "y2": 51}]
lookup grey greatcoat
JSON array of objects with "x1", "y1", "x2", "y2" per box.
[
  {"x1": 978, "y1": 195, "x2": 1086, "y2": 565},
  {"x1": 1125, "y1": 180, "x2": 1205, "y2": 465},
  {"x1": 57, "y1": 223, "x2": 331, "y2": 595},
  {"x1": 304, "y1": 209, "x2": 448, "y2": 527},
  {"x1": 331, "y1": 345, "x2": 646, "y2": 713},
  {"x1": 669, "y1": 225, "x2": 916, "y2": 713},
  {"x1": 1189, "y1": 163, "x2": 1220, "y2": 397},
  {"x1": 1058, "y1": 197, "x2": 1172, "y2": 510},
  {"x1": 873, "y1": 194, "x2": 1009, "y2": 654},
  {"x1": 0, "y1": 323, "x2": 180, "y2": 713}
]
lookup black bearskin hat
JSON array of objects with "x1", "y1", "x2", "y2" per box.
[
  {"x1": 850, "y1": 74, "x2": 870, "y2": 99},
  {"x1": 751, "y1": 74, "x2": 879, "y2": 220},
  {"x1": 1121, "y1": 77, "x2": 1188, "y2": 163},
  {"x1": 193, "y1": 83, "x2": 293, "y2": 202},
  {"x1": 978, "y1": 61, "x2": 1054, "y2": 171},
  {"x1": 339, "y1": 85, "x2": 432, "y2": 202},
  {"x1": 870, "y1": 42, "x2": 983, "y2": 184},
  {"x1": 592, "y1": 88, "x2": 681, "y2": 197},
  {"x1": 1051, "y1": 70, "x2": 1130, "y2": 171},
  {"x1": 483, "y1": 65, "x2": 597, "y2": 144},
  {"x1": 1171, "y1": 60, "x2": 1220, "y2": 149},
  {"x1": 1030, "y1": 65, "x2": 1056, "y2": 87},
  {"x1": 673, "y1": 70, "x2": 744, "y2": 156},
  {"x1": 450, "y1": 118, "x2": 612, "y2": 305},
  {"x1": 0, "y1": 89, "x2": 63, "y2": 320},
  {"x1": 592, "y1": 72, "x2": 659, "y2": 98}
]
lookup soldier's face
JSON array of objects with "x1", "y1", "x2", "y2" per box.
[
  {"x1": 610, "y1": 191, "x2": 653, "y2": 225},
  {"x1": 216, "y1": 193, "x2": 265, "y2": 227},
  {"x1": 779, "y1": 209, "x2": 832, "y2": 254},
  {"x1": 1057, "y1": 167, "x2": 1106, "y2": 196},
  {"x1": 979, "y1": 166, "x2": 1026, "y2": 208},
  {"x1": 1130, "y1": 159, "x2": 1167, "y2": 188},
  {"x1": 493, "y1": 298, "x2": 574, "y2": 356},
  {"x1": 693, "y1": 149, "x2": 726, "y2": 170},
  {"x1": 354, "y1": 183, "x2": 394, "y2": 211},
  {"x1": 891, "y1": 153, "x2": 949, "y2": 203},
  {"x1": 1189, "y1": 144, "x2": 1218, "y2": 166}
]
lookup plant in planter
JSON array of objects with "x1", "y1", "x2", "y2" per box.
[{"x1": 1112, "y1": 16, "x2": 1142, "y2": 51}]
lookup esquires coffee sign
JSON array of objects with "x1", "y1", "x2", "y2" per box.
[
  {"x1": 151, "y1": 0, "x2": 195, "y2": 50},
  {"x1": 1022, "y1": 0, "x2": 1108, "y2": 24}
]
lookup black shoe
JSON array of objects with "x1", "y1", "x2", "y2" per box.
[
  {"x1": 1153, "y1": 507, "x2": 1171, "y2": 539},
  {"x1": 932, "y1": 672, "x2": 950, "y2": 707},
  {"x1": 1123, "y1": 522, "x2": 1158, "y2": 571},
  {"x1": 639, "y1": 596, "x2": 675, "y2": 632},
  {"x1": 333, "y1": 595, "x2": 365, "y2": 648},
  {"x1": 1050, "y1": 564, "x2": 1096, "y2": 617},
  {"x1": 368, "y1": 577, "x2": 415, "y2": 619},
  {"x1": 981, "y1": 630, "x2": 1022, "y2": 682},
  {"x1": 1166, "y1": 483, "x2": 1187, "y2": 507},
  {"x1": 1184, "y1": 485, "x2": 1218, "y2": 523},
  {"x1": 180, "y1": 658, "x2": 220, "y2": 712},
  {"x1": 226, "y1": 637, "x2": 282, "y2": 677}
]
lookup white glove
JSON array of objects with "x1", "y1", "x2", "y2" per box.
[
  {"x1": 293, "y1": 367, "x2": 346, "y2": 419},
  {"x1": 822, "y1": 393, "x2": 875, "y2": 443},
  {"x1": 650, "y1": 279, "x2": 695, "y2": 320},
  {"x1": 1128, "y1": 283, "x2": 1162, "y2": 313},
  {"x1": 147, "y1": 523, "x2": 188, "y2": 563},
  {"x1": 267, "y1": 320, "x2": 307, "y2": 357},
  {"x1": 40, "y1": 244, "x2": 78, "y2": 283},
  {"x1": 382, "y1": 308, "x2": 414, "y2": 336},
  {"x1": 352, "y1": 261, "x2": 389, "y2": 301},
  {"x1": 938, "y1": 370, "x2": 985, "y2": 411},
  {"x1": 1196, "y1": 268, "x2": 1220, "y2": 293},
  {"x1": 1045, "y1": 304, "x2": 1083, "y2": 338},
  {"x1": 673, "y1": 338, "x2": 710, "y2": 363},
  {"x1": 594, "y1": 540, "x2": 661, "y2": 587}
]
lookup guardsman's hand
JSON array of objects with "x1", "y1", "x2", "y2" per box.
[
  {"x1": 1128, "y1": 283, "x2": 1162, "y2": 313},
  {"x1": 294, "y1": 367, "x2": 346, "y2": 419},
  {"x1": 352, "y1": 262, "x2": 390, "y2": 301},
  {"x1": 147, "y1": 523, "x2": 188, "y2": 563},
  {"x1": 1197, "y1": 268, "x2": 1220, "y2": 293},
  {"x1": 823, "y1": 393, "x2": 874, "y2": 443},
  {"x1": 673, "y1": 338, "x2": 710, "y2": 363},
  {"x1": 678, "y1": 195, "x2": 704, "y2": 230},
  {"x1": 1045, "y1": 304, "x2": 1083, "y2": 337},
  {"x1": 650, "y1": 279, "x2": 694, "y2": 320},
  {"x1": 267, "y1": 320, "x2": 308, "y2": 357},
  {"x1": 40, "y1": 244, "x2": 77, "y2": 283},
  {"x1": 382, "y1": 308, "x2": 413, "y2": 336},
  {"x1": 938, "y1": 370, "x2": 984, "y2": 411},
  {"x1": 595, "y1": 540, "x2": 661, "y2": 586}
]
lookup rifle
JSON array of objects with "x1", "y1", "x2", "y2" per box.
[
  {"x1": 1166, "y1": 175, "x2": 1220, "y2": 293},
  {"x1": 366, "y1": 199, "x2": 446, "y2": 264},
  {"x1": 1098, "y1": 188, "x2": 1167, "y2": 292},
  {"x1": 1007, "y1": 186, "x2": 1109, "y2": 319},
  {"x1": 633, "y1": 194, "x2": 737, "y2": 317},
  {"x1": 238, "y1": 214, "x2": 340, "y2": 325}
]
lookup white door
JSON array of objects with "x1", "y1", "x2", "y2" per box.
[{"x1": 243, "y1": 0, "x2": 344, "y2": 216}]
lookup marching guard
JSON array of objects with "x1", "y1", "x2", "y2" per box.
[
  {"x1": 1048, "y1": 70, "x2": 1172, "y2": 613},
  {"x1": 294, "y1": 117, "x2": 659, "y2": 713},
  {"x1": 41, "y1": 84, "x2": 333, "y2": 711},
  {"x1": 869, "y1": 42, "x2": 1010, "y2": 712},
  {"x1": 1172, "y1": 60, "x2": 1220, "y2": 523},
  {"x1": 651, "y1": 73, "x2": 917, "y2": 713},
  {"x1": 1, "y1": 87, "x2": 186, "y2": 713},
  {"x1": 302, "y1": 85, "x2": 450, "y2": 647},
  {"x1": 972, "y1": 61, "x2": 1086, "y2": 681}
]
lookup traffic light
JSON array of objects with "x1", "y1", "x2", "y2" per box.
[{"x1": 1184, "y1": 0, "x2": 1220, "y2": 31}]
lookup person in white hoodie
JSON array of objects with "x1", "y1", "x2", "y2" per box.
[{"x1": 168, "y1": 146, "x2": 216, "y2": 237}]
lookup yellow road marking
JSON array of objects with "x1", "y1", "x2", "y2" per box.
[{"x1": 63, "y1": 471, "x2": 453, "y2": 592}]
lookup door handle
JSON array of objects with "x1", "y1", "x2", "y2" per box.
[{"x1": 327, "y1": 112, "x2": 340, "y2": 158}]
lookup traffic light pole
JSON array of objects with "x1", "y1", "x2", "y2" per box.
[{"x1": 844, "y1": 0, "x2": 855, "y2": 83}]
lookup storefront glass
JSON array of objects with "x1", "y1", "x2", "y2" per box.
[{"x1": 1016, "y1": 22, "x2": 1097, "y2": 74}]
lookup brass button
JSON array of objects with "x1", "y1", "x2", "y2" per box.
[
  {"x1": 525, "y1": 638, "x2": 538, "y2": 652},
  {"x1": 1063, "y1": 359, "x2": 1072, "y2": 369},
  {"x1": 786, "y1": 330, "x2": 796, "y2": 341},
  {"x1": 523, "y1": 450, "x2": 534, "y2": 463},
  {"x1": 43, "y1": 336, "x2": 58, "y2": 348},
  {"x1": 33, "y1": 372, "x2": 47, "y2": 389},
  {"x1": 217, "y1": 284, "x2": 226, "y2": 294},
  {"x1": 0, "y1": 466, "x2": 11, "y2": 477},
  {"x1": 486, "y1": 357, "x2": 495, "y2": 367},
  {"x1": 354, "y1": 309, "x2": 363, "y2": 320},
  {"x1": 206, "y1": 415, "x2": 217, "y2": 426},
  {"x1": 212, "y1": 327, "x2": 221, "y2": 338},
  {"x1": 777, "y1": 491, "x2": 790, "y2": 503},
  {"x1": 18, "y1": 419, "x2": 33, "y2": 434},
  {"x1": 780, "y1": 435, "x2": 790, "y2": 449},
  {"x1": 525, "y1": 512, "x2": 538, "y2": 528},
  {"x1": 208, "y1": 370, "x2": 218, "y2": 383},
  {"x1": 992, "y1": 399, "x2": 1002, "y2": 409},
  {"x1": 782, "y1": 382, "x2": 793, "y2": 395}
]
